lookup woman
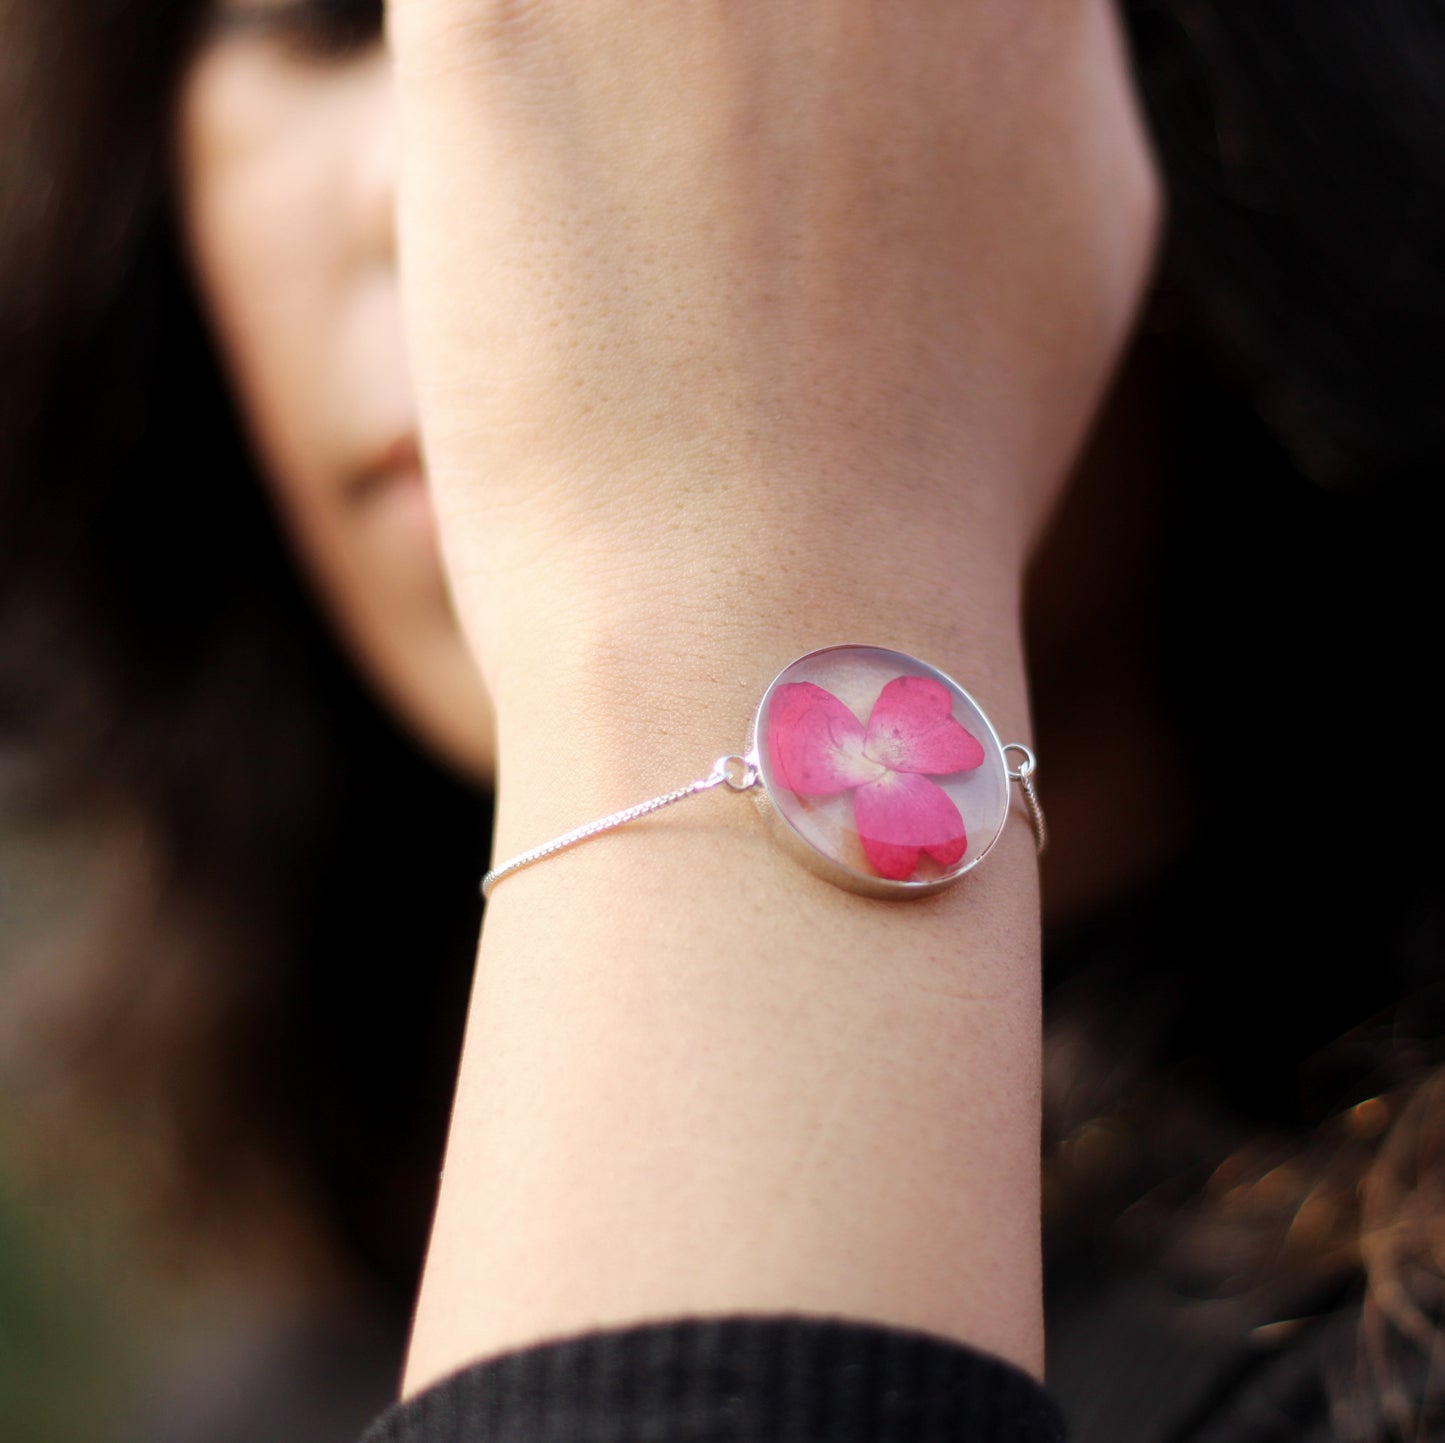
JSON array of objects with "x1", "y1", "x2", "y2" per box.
[{"x1": 1, "y1": 1, "x2": 1442, "y2": 1440}]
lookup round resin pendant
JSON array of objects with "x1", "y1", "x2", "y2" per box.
[{"x1": 750, "y1": 645, "x2": 1011, "y2": 897}]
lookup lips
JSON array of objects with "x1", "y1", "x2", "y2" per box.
[
  {"x1": 351, "y1": 430, "x2": 437, "y2": 540},
  {"x1": 356, "y1": 431, "x2": 423, "y2": 498}
]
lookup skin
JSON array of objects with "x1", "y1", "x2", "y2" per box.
[
  {"x1": 171, "y1": 1, "x2": 1185, "y2": 926},
  {"x1": 173, "y1": 0, "x2": 1164, "y2": 1398},
  {"x1": 173, "y1": 1, "x2": 496, "y2": 782}
]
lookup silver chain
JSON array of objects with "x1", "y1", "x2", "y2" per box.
[
  {"x1": 480, "y1": 754, "x2": 759, "y2": 899},
  {"x1": 481, "y1": 744, "x2": 1045, "y2": 899},
  {"x1": 1003, "y1": 743, "x2": 1047, "y2": 855}
]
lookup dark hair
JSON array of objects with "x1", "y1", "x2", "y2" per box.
[
  {"x1": 1040, "y1": 7, "x2": 1445, "y2": 1432},
  {"x1": 0, "y1": 0, "x2": 486, "y2": 1307},
  {"x1": 1, "y1": 0, "x2": 1442, "y2": 1424}
]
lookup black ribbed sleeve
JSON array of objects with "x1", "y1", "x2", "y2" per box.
[{"x1": 360, "y1": 1314, "x2": 1065, "y2": 1443}]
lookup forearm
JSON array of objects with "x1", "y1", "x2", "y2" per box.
[
  {"x1": 386, "y1": 0, "x2": 1159, "y2": 1399},
  {"x1": 403, "y1": 593, "x2": 1043, "y2": 1395}
]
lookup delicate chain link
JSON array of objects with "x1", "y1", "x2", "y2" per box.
[
  {"x1": 480, "y1": 754, "x2": 759, "y2": 899},
  {"x1": 1003, "y1": 743, "x2": 1047, "y2": 856}
]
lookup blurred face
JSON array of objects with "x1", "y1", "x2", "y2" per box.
[{"x1": 172, "y1": 0, "x2": 495, "y2": 781}]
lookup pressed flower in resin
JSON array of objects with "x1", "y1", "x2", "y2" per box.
[{"x1": 767, "y1": 674, "x2": 985, "y2": 881}]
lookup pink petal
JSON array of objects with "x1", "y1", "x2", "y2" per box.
[
  {"x1": 863, "y1": 675, "x2": 985, "y2": 776},
  {"x1": 923, "y1": 831, "x2": 968, "y2": 870},
  {"x1": 853, "y1": 771, "x2": 968, "y2": 881},
  {"x1": 767, "y1": 682, "x2": 882, "y2": 796}
]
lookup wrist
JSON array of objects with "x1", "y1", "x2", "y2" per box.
[
  {"x1": 441, "y1": 443, "x2": 1034, "y2": 666},
  {"x1": 481, "y1": 578, "x2": 1033, "y2": 870}
]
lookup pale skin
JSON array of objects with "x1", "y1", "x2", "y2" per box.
[{"x1": 175, "y1": 0, "x2": 1162, "y2": 1399}]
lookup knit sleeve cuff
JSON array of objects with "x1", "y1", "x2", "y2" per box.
[{"x1": 360, "y1": 1312, "x2": 1066, "y2": 1443}]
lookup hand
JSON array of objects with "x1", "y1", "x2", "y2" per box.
[{"x1": 387, "y1": 0, "x2": 1160, "y2": 782}]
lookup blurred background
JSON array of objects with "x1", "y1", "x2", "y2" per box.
[{"x1": 1, "y1": 800, "x2": 157, "y2": 1442}]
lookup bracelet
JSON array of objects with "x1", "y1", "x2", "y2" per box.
[{"x1": 481, "y1": 644, "x2": 1045, "y2": 900}]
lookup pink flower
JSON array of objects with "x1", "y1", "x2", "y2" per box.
[{"x1": 767, "y1": 675, "x2": 985, "y2": 881}]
